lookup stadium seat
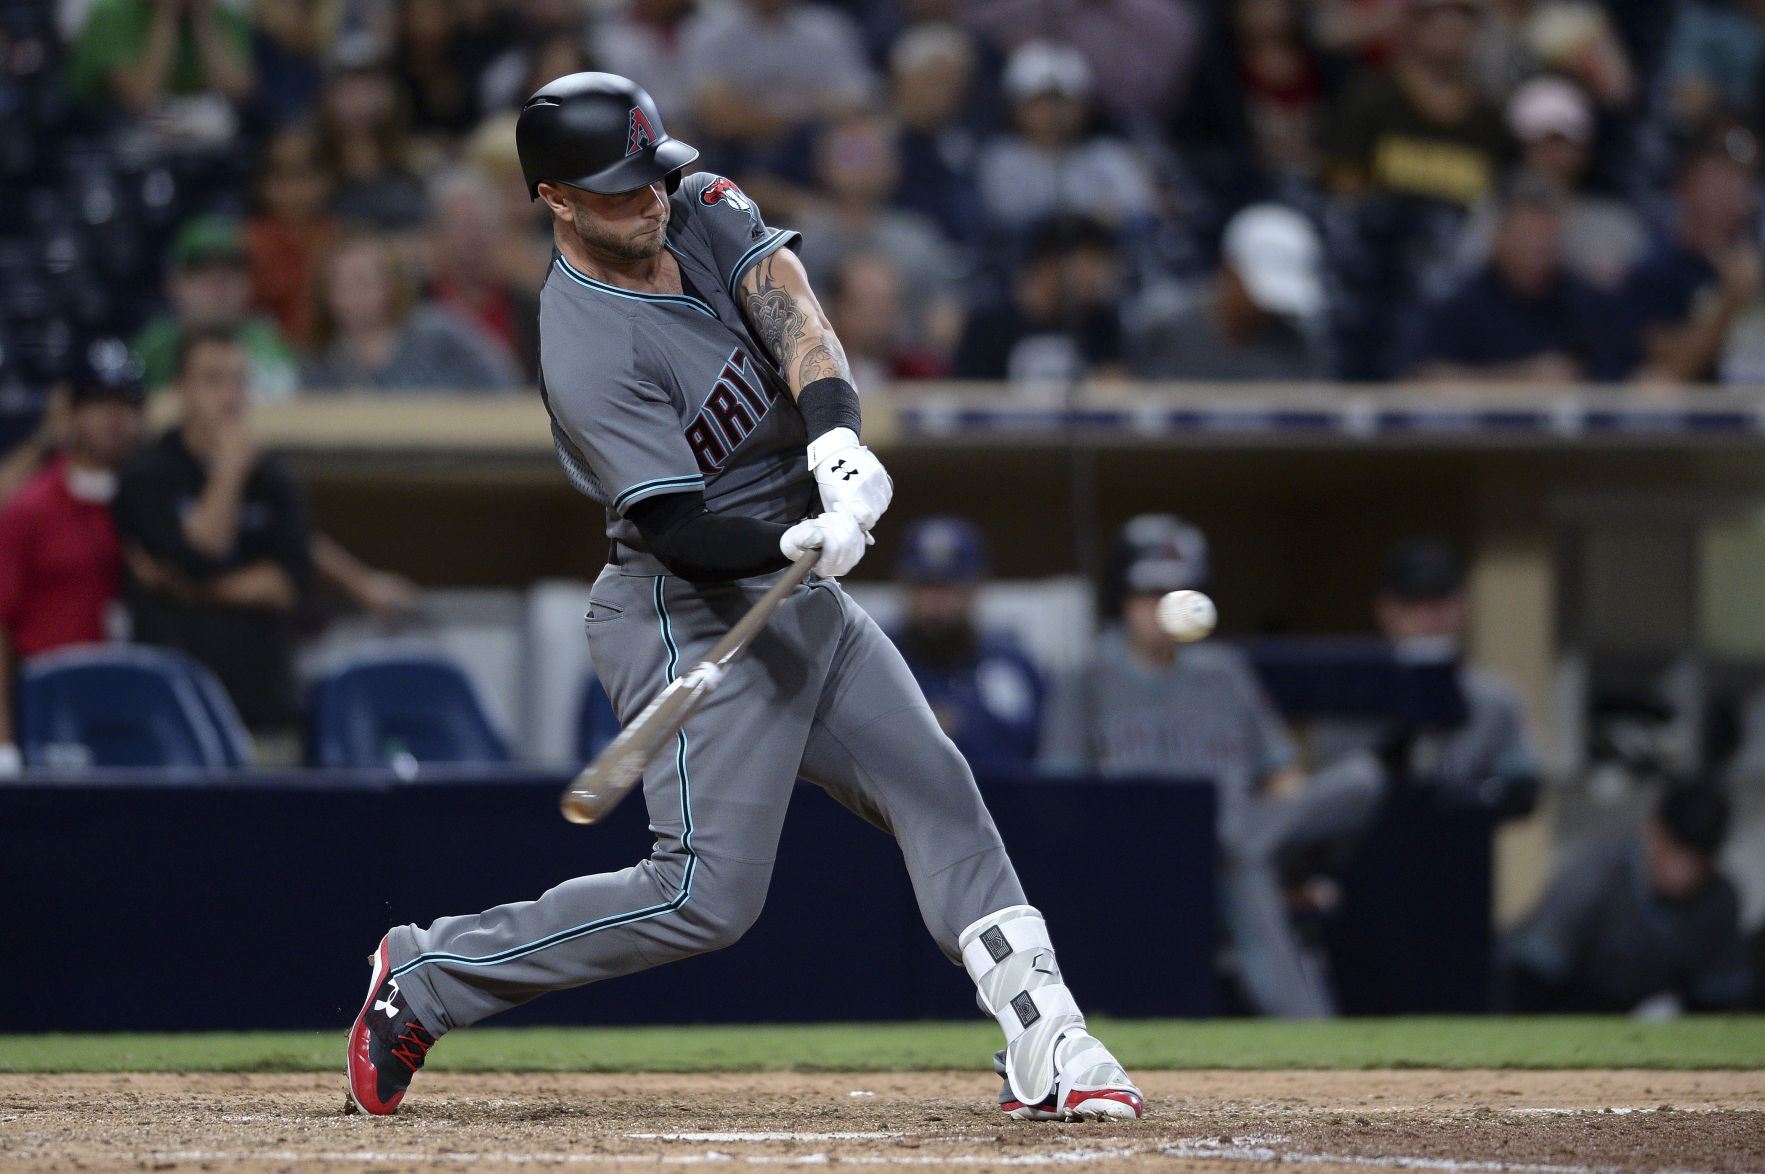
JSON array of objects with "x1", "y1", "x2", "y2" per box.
[
  {"x1": 306, "y1": 651, "x2": 511, "y2": 769},
  {"x1": 17, "y1": 644, "x2": 252, "y2": 770}
]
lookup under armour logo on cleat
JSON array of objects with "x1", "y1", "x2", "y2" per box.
[{"x1": 374, "y1": 977, "x2": 402, "y2": 1019}]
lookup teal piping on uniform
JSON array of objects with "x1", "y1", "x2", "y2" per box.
[
  {"x1": 389, "y1": 577, "x2": 696, "y2": 979},
  {"x1": 553, "y1": 257, "x2": 716, "y2": 318},
  {"x1": 613, "y1": 474, "x2": 705, "y2": 514},
  {"x1": 725, "y1": 229, "x2": 797, "y2": 301}
]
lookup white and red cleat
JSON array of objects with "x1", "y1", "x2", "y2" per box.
[
  {"x1": 346, "y1": 937, "x2": 436, "y2": 1115},
  {"x1": 995, "y1": 1031, "x2": 1144, "y2": 1121}
]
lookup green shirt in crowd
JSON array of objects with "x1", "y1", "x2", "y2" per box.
[
  {"x1": 134, "y1": 316, "x2": 301, "y2": 402},
  {"x1": 64, "y1": 0, "x2": 253, "y2": 105}
]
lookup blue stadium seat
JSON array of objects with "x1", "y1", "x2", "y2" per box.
[
  {"x1": 306, "y1": 652, "x2": 511, "y2": 769},
  {"x1": 17, "y1": 644, "x2": 252, "y2": 770}
]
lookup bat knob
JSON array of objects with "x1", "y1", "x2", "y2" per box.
[{"x1": 560, "y1": 792, "x2": 601, "y2": 824}]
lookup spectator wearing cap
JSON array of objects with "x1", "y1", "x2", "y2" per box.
[
  {"x1": 1040, "y1": 514, "x2": 1382, "y2": 1017},
  {"x1": 1127, "y1": 203, "x2": 1332, "y2": 380},
  {"x1": 887, "y1": 518, "x2": 1044, "y2": 778},
  {"x1": 1454, "y1": 77, "x2": 1646, "y2": 294},
  {"x1": 135, "y1": 215, "x2": 301, "y2": 401},
  {"x1": 1501, "y1": 783, "x2": 1749, "y2": 1013},
  {"x1": 0, "y1": 343, "x2": 147, "y2": 775},
  {"x1": 1623, "y1": 127, "x2": 1764, "y2": 385},
  {"x1": 965, "y1": 0, "x2": 1201, "y2": 125},
  {"x1": 952, "y1": 214, "x2": 1130, "y2": 389},
  {"x1": 973, "y1": 41, "x2": 1160, "y2": 239},
  {"x1": 1323, "y1": 0, "x2": 1509, "y2": 210},
  {"x1": 1310, "y1": 538, "x2": 1540, "y2": 815},
  {"x1": 1400, "y1": 173, "x2": 1630, "y2": 382}
]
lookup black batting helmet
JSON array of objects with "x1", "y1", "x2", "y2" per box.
[{"x1": 517, "y1": 72, "x2": 699, "y2": 200}]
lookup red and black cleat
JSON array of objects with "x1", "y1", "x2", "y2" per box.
[{"x1": 346, "y1": 937, "x2": 436, "y2": 1115}]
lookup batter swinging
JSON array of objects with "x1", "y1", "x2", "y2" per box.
[{"x1": 345, "y1": 72, "x2": 1143, "y2": 1124}]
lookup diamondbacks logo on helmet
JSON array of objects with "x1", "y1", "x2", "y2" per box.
[
  {"x1": 699, "y1": 176, "x2": 753, "y2": 214},
  {"x1": 626, "y1": 106, "x2": 658, "y2": 156}
]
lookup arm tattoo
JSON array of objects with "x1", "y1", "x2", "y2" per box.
[{"x1": 743, "y1": 256, "x2": 851, "y2": 392}]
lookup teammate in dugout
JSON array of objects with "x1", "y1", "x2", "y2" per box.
[{"x1": 346, "y1": 73, "x2": 1143, "y2": 1123}]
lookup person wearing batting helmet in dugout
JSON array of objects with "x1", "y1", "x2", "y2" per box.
[{"x1": 345, "y1": 72, "x2": 1144, "y2": 1123}]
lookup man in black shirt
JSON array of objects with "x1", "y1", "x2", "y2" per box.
[
  {"x1": 1401, "y1": 176, "x2": 1629, "y2": 382},
  {"x1": 113, "y1": 326, "x2": 314, "y2": 744}
]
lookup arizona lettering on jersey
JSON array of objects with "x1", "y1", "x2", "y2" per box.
[{"x1": 685, "y1": 348, "x2": 779, "y2": 473}]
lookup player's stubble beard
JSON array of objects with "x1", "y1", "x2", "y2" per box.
[{"x1": 571, "y1": 194, "x2": 670, "y2": 263}]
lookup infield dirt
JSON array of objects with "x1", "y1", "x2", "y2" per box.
[{"x1": 1, "y1": 1070, "x2": 1760, "y2": 1173}]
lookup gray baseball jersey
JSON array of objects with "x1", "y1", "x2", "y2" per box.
[
  {"x1": 539, "y1": 171, "x2": 816, "y2": 549},
  {"x1": 380, "y1": 174, "x2": 1026, "y2": 1035},
  {"x1": 1038, "y1": 630, "x2": 1296, "y2": 796},
  {"x1": 1037, "y1": 627, "x2": 1382, "y2": 1018}
]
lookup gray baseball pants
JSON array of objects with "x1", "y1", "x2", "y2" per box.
[
  {"x1": 385, "y1": 558, "x2": 1026, "y2": 1034},
  {"x1": 1217, "y1": 751, "x2": 1384, "y2": 1018}
]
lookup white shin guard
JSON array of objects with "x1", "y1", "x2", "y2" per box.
[{"x1": 959, "y1": 905, "x2": 1084, "y2": 1109}]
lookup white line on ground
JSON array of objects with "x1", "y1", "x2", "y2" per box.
[
  {"x1": 0, "y1": 1135, "x2": 1753, "y2": 1173},
  {"x1": 629, "y1": 1132, "x2": 901, "y2": 1142},
  {"x1": 6, "y1": 1148, "x2": 1151, "y2": 1167}
]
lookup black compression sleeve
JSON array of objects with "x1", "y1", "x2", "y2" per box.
[
  {"x1": 625, "y1": 490, "x2": 791, "y2": 582},
  {"x1": 797, "y1": 377, "x2": 862, "y2": 440}
]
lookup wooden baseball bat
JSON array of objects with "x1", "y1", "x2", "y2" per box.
[{"x1": 559, "y1": 549, "x2": 820, "y2": 824}]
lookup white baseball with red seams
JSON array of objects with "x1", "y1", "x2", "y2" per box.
[{"x1": 1157, "y1": 589, "x2": 1217, "y2": 642}]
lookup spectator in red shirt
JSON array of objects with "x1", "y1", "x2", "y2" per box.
[{"x1": 0, "y1": 343, "x2": 147, "y2": 773}]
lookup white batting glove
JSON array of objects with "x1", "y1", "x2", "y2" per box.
[
  {"x1": 780, "y1": 511, "x2": 867, "y2": 578},
  {"x1": 808, "y1": 427, "x2": 892, "y2": 531},
  {"x1": 0, "y1": 743, "x2": 20, "y2": 778}
]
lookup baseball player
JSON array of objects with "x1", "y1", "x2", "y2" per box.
[{"x1": 346, "y1": 73, "x2": 1142, "y2": 1123}]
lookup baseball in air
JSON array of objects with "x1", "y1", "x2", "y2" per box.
[{"x1": 1157, "y1": 590, "x2": 1217, "y2": 642}]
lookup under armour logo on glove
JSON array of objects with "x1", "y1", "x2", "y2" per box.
[{"x1": 809, "y1": 428, "x2": 893, "y2": 531}]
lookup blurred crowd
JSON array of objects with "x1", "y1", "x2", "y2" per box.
[{"x1": 8, "y1": 0, "x2": 1765, "y2": 395}]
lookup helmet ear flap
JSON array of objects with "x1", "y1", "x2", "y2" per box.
[{"x1": 666, "y1": 169, "x2": 683, "y2": 195}]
